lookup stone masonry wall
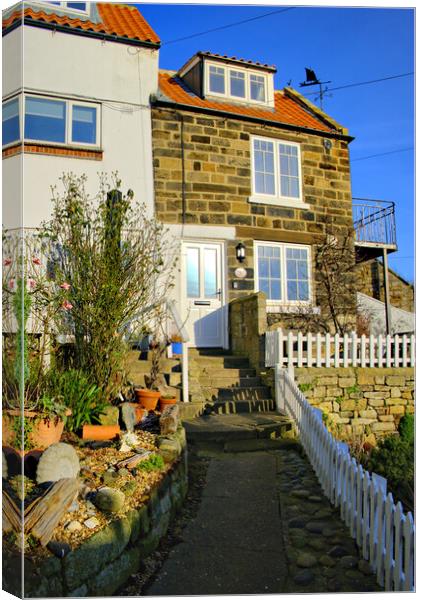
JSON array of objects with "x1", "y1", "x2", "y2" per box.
[
  {"x1": 229, "y1": 291, "x2": 267, "y2": 370},
  {"x1": 3, "y1": 429, "x2": 188, "y2": 598},
  {"x1": 151, "y1": 107, "x2": 354, "y2": 303},
  {"x1": 358, "y1": 259, "x2": 414, "y2": 313},
  {"x1": 295, "y1": 367, "x2": 414, "y2": 443}
]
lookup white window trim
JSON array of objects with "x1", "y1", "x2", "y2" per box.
[
  {"x1": 204, "y1": 60, "x2": 273, "y2": 107},
  {"x1": 21, "y1": 94, "x2": 101, "y2": 149},
  {"x1": 2, "y1": 94, "x2": 23, "y2": 148},
  {"x1": 31, "y1": 2, "x2": 89, "y2": 16},
  {"x1": 249, "y1": 136, "x2": 309, "y2": 208},
  {"x1": 254, "y1": 240, "x2": 313, "y2": 306}
]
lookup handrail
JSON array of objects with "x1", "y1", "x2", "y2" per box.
[{"x1": 352, "y1": 198, "x2": 396, "y2": 246}]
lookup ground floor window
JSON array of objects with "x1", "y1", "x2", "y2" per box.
[{"x1": 254, "y1": 241, "x2": 311, "y2": 303}]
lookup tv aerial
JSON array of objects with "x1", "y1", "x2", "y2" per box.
[{"x1": 299, "y1": 68, "x2": 332, "y2": 110}]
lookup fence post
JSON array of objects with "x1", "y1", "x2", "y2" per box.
[
  {"x1": 277, "y1": 328, "x2": 284, "y2": 367},
  {"x1": 182, "y1": 342, "x2": 189, "y2": 402},
  {"x1": 325, "y1": 333, "x2": 331, "y2": 367},
  {"x1": 274, "y1": 364, "x2": 285, "y2": 413}
]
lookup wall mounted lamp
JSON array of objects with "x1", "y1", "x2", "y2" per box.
[{"x1": 236, "y1": 242, "x2": 246, "y2": 263}]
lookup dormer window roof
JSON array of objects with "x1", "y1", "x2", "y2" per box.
[
  {"x1": 178, "y1": 51, "x2": 277, "y2": 109},
  {"x1": 30, "y1": 2, "x2": 90, "y2": 17}
]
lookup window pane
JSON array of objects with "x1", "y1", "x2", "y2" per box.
[
  {"x1": 25, "y1": 97, "x2": 66, "y2": 143},
  {"x1": 204, "y1": 248, "x2": 217, "y2": 298},
  {"x1": 186, "y1": 248, "x2": 200, "y2": 298},
  {"x1": 209, "y1": 66, "x2": 225, "y2": 94},
  {"x1": 67, "y1": 2, "x2": 87, "y2": 9},
  {"x1": 298, "y1": 281, "x2": 309, "y2": 301},
  {"x1": 250, "y1": 74, "x2": 265, "y2": 101},
  {"x1": 259, "y1": 257, "x2": 269, "y2": 278},
  {"x1": 230, "y1": 70, "x2": 245, "y2": 98},
  {"x1": 257, "y1": 244, "x2": 282, "y2": 300},
  {"x1": 2, "y1": 98, "x2": 20, "y2": 145},
  {"x1": 279, "y1": 144, "x2": 300, "y2": 198},
  {"x1": 253, "y1": 139, "x2": 275, "y2": 195},
  {"x1": 72, "y1": 105, "x2": 97, "y2": 144},
  {"x1": 270, "y1": 280, "x2": 281, "y2": 300},
  {"x1": 259, "y1": 278, "x2": 270, "y2": 297},
  {"x1": 287, "y1": 281, "x2": 298, "y2": 300},
  {"x1": 286, "y1": 246, "x2": 309, "y2": 301},
  {"x1": 270, "y1": 258, "x2": 280, "y2": 278}
]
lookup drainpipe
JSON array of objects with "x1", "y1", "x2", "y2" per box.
[
  {"x1": 177, "y1": 112, "x2": 187, "y2": 225},
  {"x1": 382, "y1": 248, "x2": 392, "y2": 335}
]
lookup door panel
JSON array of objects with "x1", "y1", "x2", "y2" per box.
[{"x1": 182, "y1": 242, "x2": 225, "y2": 347}]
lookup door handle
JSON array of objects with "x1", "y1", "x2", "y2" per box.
[
  {"x1": 194, "y1": 300, "x2": 211, "y2": 306},
  {"x1": 216, "y1": 289, "x2": 222, "y2": 299}
]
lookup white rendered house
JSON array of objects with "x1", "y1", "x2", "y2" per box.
[{"x1": 2, "y1": 1, "x2": 160, "y2": 229}]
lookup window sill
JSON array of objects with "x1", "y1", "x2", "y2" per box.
[
  {"x1": 249, "y1": 195, "x2": 310, "y2": 209},
  {"x1": 266, "y1": 304, "x2": 321, "y2": 315},
  {"x1": 3, "y1": 142, "x2": 103, "y2": 161}
]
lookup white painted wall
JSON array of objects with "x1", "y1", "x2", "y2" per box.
[{"x1": 3, "y1": 25, "x2": 159, "y2": 227}]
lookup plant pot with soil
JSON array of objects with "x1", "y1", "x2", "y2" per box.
[
  {"x1": 159, "y1": 394, "x2": 177, "y2": 411},
  {"x1": 82, "y1": 424, "x2": 121, "y2": 441}
]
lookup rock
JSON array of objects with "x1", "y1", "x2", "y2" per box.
[
  {"x1": 102, "y1": 471, "x2": 119, "y2": 486},
  {"x1": 85, "y1": 500, "x2": 97, "y2": 512},
  {"x1": 328, "y1": 545, "x2": 348, "y2": 558},
  {"x1": 288, "y1": 518, "x2": 307, "y2": 528},
  {"x1": 322, "y1": 526, "x2": 337, "y2": 538},
  {"x1": 305, "y1": 521, "x2": 326, "y2": 534},
  {"x1": 339, "y1": 555, "x2": 358, "y2": 569},
  {"x1": 296, "y1": 552, "x2": 318, "y2": 568},
  {"x1": 327, "y1": 579, "x2": 342, "y2": 592},
  {"x1": 157, "y1": 437, "x2": 181, "y2": 463},
  {"x1": 47, "y1": 541, "x2": 71, "y2": 558},
  {"x1": 66, "y1": 521, "x2": 83, "y2": 533},
  {"x1": 314, "y1": 508, "x2": 333, "y2": 519},
  {"x1": 79, "y1": 484, "x2": 92, "y2": 500},
  {"x1": 344, "y1": 569, "x2": 365, "y2": 581},
  {"x1": 319, "y1": 555, "x2": 336, "y2": 567},
  {"x1": 36, "y1": 443, "x2": 80, "y2": 484},
  {"x1": 358, "y1": 559, "x2": 373, "y2": 575},
  {"x1": 308, "y1": 495, "x2": 323, "y2": 503},
  {"x1": 119, "y1": 432, "x2": 142, "y2": 452},
  {"x1": 121, "y1": 403, "x2": 136, "y2": 433},
  {"x1": 159, "y1": 404, "x2": 179, "y2": 435},
  {"x1": 98, "y1": 405, "x2": 120, "y2": 426},
  {"x1": 307, "y1": 538, "x2": 327, "y2": 551},
  {"x1": 293, "y1": 569, "x2": 315, "y2": 586},
  {"x1": 68, "y1": 500, "x2": 79, "y2": 513},
  {"x1": 84, "y1": 517, "x2": 100, "y2": 529},
  {"x1": 2, "y1": 451, "x2": 8, "y2": 479},
  {"x1": 291, "y1": 489, "x2": 310, "y2": 499},
  {"x1": 122, "y1": 481, "x2": 137, "y2": 496},
  {"x1": 94, "y1": 487, "x2": 125, "y2": 513},
  {"x1": 118, "y1": 468, "x2": 130, "y2": 477}
]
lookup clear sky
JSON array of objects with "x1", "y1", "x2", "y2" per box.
[{"x1": 136, "y1": 2, "x2": 415, "y2": 284}]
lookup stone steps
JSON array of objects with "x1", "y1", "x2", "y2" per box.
[
  {"x1": 198, "y1": 376, "x2": 262, "y2": 387},
  {"x1": 190, "y1": 356, "x2": 251, "y2": 369}
]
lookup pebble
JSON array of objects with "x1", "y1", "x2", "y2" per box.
[
  {"x1": 118, "y1": 468, "x2": 130, "y2": 477},
  {"x1": 314, "y1": 508, "x2": 332, "y2": 519},
  {"x1": 84, "y1": 517, "x2": 100, "y2": 529},
  {"x1": 319, "y1": 555, "x2": 336, "y2": 567},
  {"x1": 296, "y1": 552, "x2": 318, "y2": 568},
  {"x1": 328, "y1": 545, "x2": 348, "y2": 558},
  {"x1": 94, "y1": 487, "x2": 125, "y2": 513},
  {"x1": 358, "y1": 559, "x2": 374, "y2": 575},
  {"x1": 67, "y1": 500, "x2": 79, "y2": 513},
  {"x1": 66, "y1": 520, "x2": 82, "y2": 533},
  {"x1": 47, "y1": 541, "x2": 71, "y2": 558},
  {"x1": 307, "y1": 538, "x2": 327, "y2": 551},
  {"x1": 291, "y1": 489, "x2": 310, "y2": 499},
  {"x1": 305, "y1": 521, "x2": 326, "y2": 534},
  {"x1": 308, "y1": 495, "x2": 323, "y2": 503},
  {"x1": 293, "y1": 569, "x2": 315, "y2": 586},
  {"x1": 288, "y1": 518, "x2": 307, "y2": 529},
  {"x1": 322, "y1": 527, "x2": 337, "y2": 538},
  {"x1": 339, "y1": 555, "x2": 358, "y2": 569},
  {"x1": 327, "y1": 579, "x2": 342, "y2": 592}
]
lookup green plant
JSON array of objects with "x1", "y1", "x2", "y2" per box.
[
  {"x1": 398, "y1": 414, "x2": 414, "y2": 444},
  {"x1": 298, "y1": 383, "x2": 313, "y2": 393},
  {"x1": 40, "y1": 174, "x2": 177, "y2": 399},
  {"x1": 139, "y1": 453, "x2": 165, "y2": 472},
  {"x1": 9, "y1": 475, "x2": 35, "y2": 501},
  {"x1": 12, "y1": 416, "x2": 34, "y2": 451},
  {"x1": 346, "y1": 384, "x2": 360, "y2": 395},
  {"x1": 335, "y1": 396, "x2": 344, "y2": 405},
  {"x1": 47, "y1": 369, "x2": 107, "y2": 433}
]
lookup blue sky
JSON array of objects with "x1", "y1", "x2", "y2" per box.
[{"x1": 136, "y1": 2, "x2": 415, "y2": 283}]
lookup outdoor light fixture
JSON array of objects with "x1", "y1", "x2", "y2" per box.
[
  {"x1": 323, "y1": 138, "x2": 332, "y2": 151},
  {"x1": 236, "y1": 242, "x2": 246, "y2": 263}
]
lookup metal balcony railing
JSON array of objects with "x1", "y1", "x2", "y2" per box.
[{"x1": 353, "y1": 198, "x2": 397, "y2": 247}]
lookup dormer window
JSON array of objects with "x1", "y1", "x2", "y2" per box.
[
  {"x1": 34, "y1": 2, "x2": 89, "y2": 15},
  {"x1": 230, "y1": 71, "x2": 245, "y2": 98},
  {"x1": 205, "y1": 61, "x2": 271, "y2": 106},
  {"x1": 209, "y1": 66, "x2": 225, "y2": 95},
  {"x1": 250, "y1": 74, "x2": 265, "y2": 102}
]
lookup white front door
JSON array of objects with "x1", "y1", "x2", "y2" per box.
[{"x1": 182, "y1": 241, "x2": 225, "y2": 348}]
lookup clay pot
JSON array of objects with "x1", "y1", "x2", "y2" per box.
[
  {"x1": 2, "y1": 409, "x2": 71, "y2": 452},
  {"x1": 159, "y1": 396, "x2": 177, "y2": 411},
  {"x1": 82, "y1": 424, "x2": 121, "y2": 441},
  {"x1": 135, "y1": 389, "x2": 161, "y2": 411}
]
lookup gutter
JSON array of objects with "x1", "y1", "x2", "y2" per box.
[
  {"x1": 152, "y1": 97, "x2": 355, "y2": 142},
  {"x1": 2, "y1": 17, "x2": 161, "y2": 50}
]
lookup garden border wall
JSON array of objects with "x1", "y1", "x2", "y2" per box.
[{"x1": 2, "y1": 429, "x2": 188, "y2": 598}]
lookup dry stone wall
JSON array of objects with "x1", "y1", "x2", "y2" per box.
[{"x1": 295, "y1": 367, "x2": 414, "y2": 443}]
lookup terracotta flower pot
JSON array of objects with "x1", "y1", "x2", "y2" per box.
[
  {"x1": 135, "y1": 389, "x2": 161, "y2": 411},
  {"x1": 82, "y1": 424, "x2": 121, "y2": 441},
  {"x1": 159, "y1": 396, "x2": 177, "y2": 411},
  {"x1": 2, "y1": 409, "x2": 71, "y2": 452}
]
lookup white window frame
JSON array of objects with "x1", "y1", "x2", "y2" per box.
[
  {"x1": 204, "y1": 60, "x2": 271, "y2": 107},
  {"x1": 2, "y1": 94, "x2": 23, "y2": 148},
  {"x1": 254, "y1": 241, "x2": 312, "y2": 306},
  {"x1": 32, "y1": 2, "x2": 89, "y2": 16},
  {"x1": 22, "y1": 94, "x2": 101, "y2": 149},
  {"x1": 250, "y1": 136, "x2": 309, "y2": 209}
]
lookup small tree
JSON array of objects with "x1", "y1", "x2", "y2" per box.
[
  {"x1": 281, "y1": 228, "x2": 361, "y2": 335},
  {"x1": 41, "y1": 173, "x2": 177, "y2": 400}
]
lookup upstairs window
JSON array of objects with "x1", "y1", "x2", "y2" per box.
[
  {"x1": 37, "y1": 2, "x2": 88, "y2": 13},
  {"x1": 25, "y1": 97, "x2": 66, "y2": 143},
  {"x1": 251, "y1": 137, "x2": 303, "y2": 204},
  {"x1": 205, "y1": 61, "x2": 271, "y2": 106},
  {"x1": 2, "y1": 98, "x2": 20, "y2": 146},
  {"x1": 71, "y1": 105, "x2": 97, "y2": 144},
  {"x1": 255, "y1": 242, "x2": 311, "y2": 303}
]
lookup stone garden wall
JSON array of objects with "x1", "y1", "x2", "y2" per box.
[
  {"x1": 3, "y1": 428, "x2": 188, "y2": 598},
  {"x1": 295, "y1": 367, "x2": 414, "y2": 443},
  {"x1": 229, "y1": 292, "x2": 267, "y2": 370}
]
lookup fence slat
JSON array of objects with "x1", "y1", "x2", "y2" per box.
[
  {"x1": 383, "y1": 494, "x2": 395, "y2": 590},
  {"x1": 307, "y1": 332, "x2": 313, "y2": 367},
  {"x1": 403, "y1": 512, "x2": 414, "y2": 591},
  {"x1": 334, "y1": 333, "x2": 340, "y2": 367},
  {"x1": 394, "y1": 334, "x2": 400, "y2": 368},
  {"x1": 393, "y1": 502, "x2": 404, "y2": 590},
  {"x1": 351, "y1": 331, "x2": 358, "y2": 367},
  {"x1": 325, "y1": 333, "x2": 331, "y2": 368},
  {"x1": 410, "y1": 334, "x2": 415, "y2": 367},
  {"x1": 316, "y1": 333, "x2": 322, "y2": 367},
  {"x1": 362, "y1": 472, "x2": 371, "y2": 561},
  {"x1": 297, "y1": 331, "x2": 303, "y2": 367},
  {"x1": 385, "y1": 334, "x2": 392, "y2": 368},
  {"x1": 377, "y1": 334, "x2": 383, "y2": 368},
  {"x1": 343, "y1": 333, "x2": 349, "y2": 367},
  {"x1": 361, "y1": 334, "x2": 367, "y2": 368}
]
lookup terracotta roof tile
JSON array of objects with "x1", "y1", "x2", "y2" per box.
[
  {"x1": 2, "y1": 3, "x2": 160, "y2": 45},
  {"x1": 158, "y1": 72, "x2": 333, "y2": 133}
]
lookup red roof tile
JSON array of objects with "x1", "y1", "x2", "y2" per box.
[
  {"x1": 2, "y1": 3, "x2": 160, "y2": 45},
  {"x1": 158, "y1": 72, "x2": 334, "y2": 133}
]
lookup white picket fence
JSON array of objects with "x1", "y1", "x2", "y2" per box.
[
  {"x1": 274, "y1": 365, "x2": 415, "y2": 591},
  {"x1": 266, "y1": 329, "x2": 415, "y2": 369}
]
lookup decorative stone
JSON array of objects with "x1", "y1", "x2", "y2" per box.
[
  {"x1": 339, "y1": 555, "x2": 358, "y2": 569},
  {"x1": 98, "y1": 406, "x2": 120, "y2": 426},
  {"x1": 328, "y1": 545, "x2": 348, "y2": 558},
  {"x1": 319, "y1": 555, "x2": 336, "y2": 567},
  {"x1": 157, "y1": 436, "x2": 181, "y2": 463},
  {"x1": 119, "y1": 432, "x2": 141, "y2": 452},
  {"x1": 47, "y1": 541, "x2": 71, "y2": 558},
  {"x1": 102, "y1": 470, "x2": 119, "y2": 486},
  {"x1": 118, "y1": 468, "x2": 130, "y2": 477},
  {"x1": 305, "y1": 521, "x2": 326, "y2": 533},
  {"x1": 308, "y1": 495, "x2": 323, "y2": 503},
  {"x1": 293, "y1": 569, "x2": 315, "y2": 586},
  {"x1": 66, "y1": 521, "x2": 83, "y2": 533},
  {"x1": 160, "y1": 404, "x2": 179, "y2": 435},
  {"x1": 68, "y1": 500, "x2": 79, "y2": 513},
  {"x1": 288, "y1": 518, "x2": 307, "y2": 528},
  {"x1": 2, "y1": 451, "x2": 8, "y2": 479},
  {"x1": 94, "y1": 487, "x2": 125, "y2": 513},
  {"x1": 36, "y1": 443, "x2": 80, "y2": 484},
  {"x1": 291, "y1": 489, "x2": 310, "y2": 499},
  {"x1": 296, "y1": 552, "x2": 318, "y2": 568},
  {"x1": 84, "y1": 517, "x2": 100, "y2": 529},
  {"x1": 358, "y1": 559, "x2": 373, "y2": 575},
  {"x1": 121, "y1": 403, "x2": 136, "y2": 433}
]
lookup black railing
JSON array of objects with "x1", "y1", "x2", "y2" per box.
[{"x1": 353, "y1": 198, "x2": 397, "y2": 246}]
